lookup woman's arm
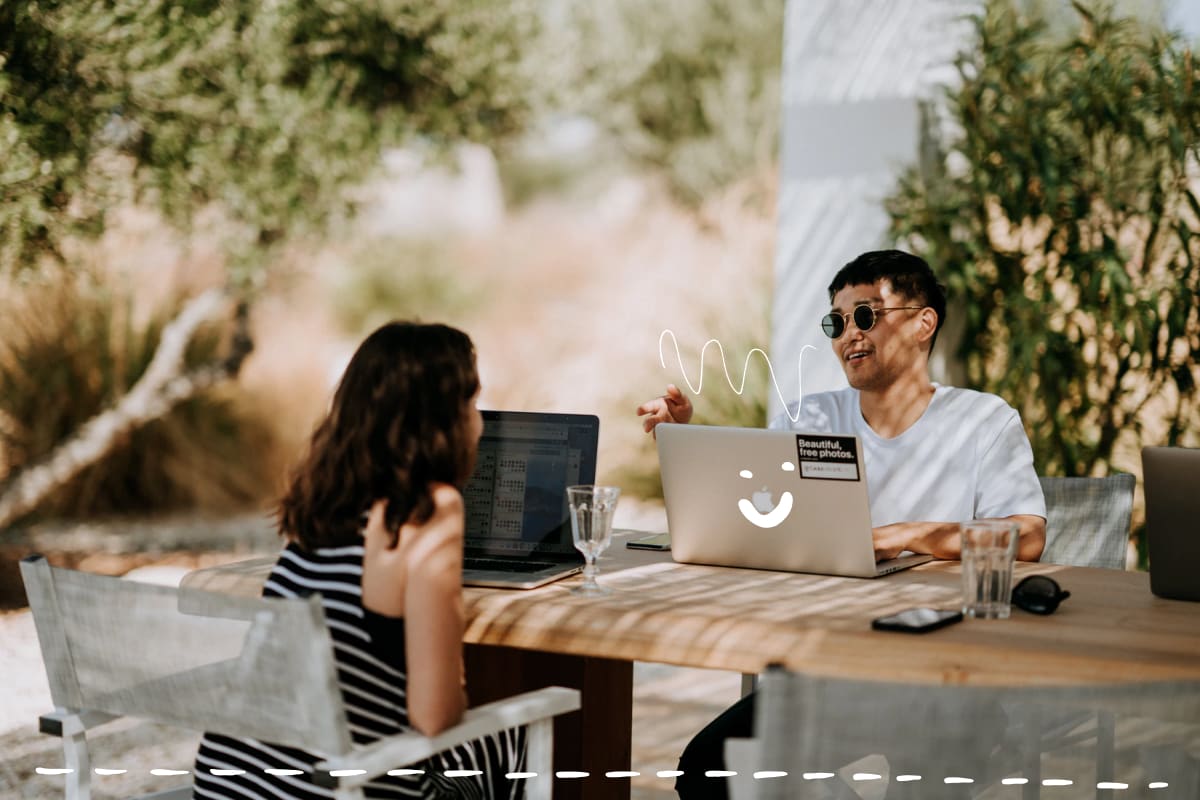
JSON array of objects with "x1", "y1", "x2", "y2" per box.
[
  {"x1": 362, "y1": 487, "x2": 468, "y2": 736},
  {"x1": 401, "y1": 486, "x2": 468, "y2": 735}
]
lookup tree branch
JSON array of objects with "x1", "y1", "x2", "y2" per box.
[{"x1": 0, "y1": 289, "x2": 250, "y2": 529}]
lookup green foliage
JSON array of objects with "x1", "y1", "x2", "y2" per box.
[
  {"x1": 1, "y1": 0, "x2": 545, "y2": 278},
  {"x1": 887, "y1": 0, "x2": 1200, "y2": 477},
  {"x1": 0, "y1": 4, "x2": 107, "y2": 271},
  {"x1": 0, "y1": 270, "x2": 281, "y2": 521},
  {"x1": 565, "y1": 0, "x2": 783, "y2": 205}
]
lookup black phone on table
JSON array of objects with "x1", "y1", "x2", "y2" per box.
[
  {"x1": 625, "y1": 532, "x2": 671, "y2": 551},
  {"x1": 871, "y1": 607, "x2": 963, "y2": 633}
]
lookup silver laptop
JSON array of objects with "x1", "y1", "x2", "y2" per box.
[
  {"x1": 1143, "y1": 446, "x2": 1200, "y2": 602},
  {"x1": 656, "y1": 423, "x2": 932, "y2": 578},
  {"x1": 460, "y1": 410, "x2": 598, "y2": 589}
]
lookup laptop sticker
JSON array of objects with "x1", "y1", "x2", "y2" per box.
[{"x1": 795, "y1": 435, "x2": 861, "y2": 481}]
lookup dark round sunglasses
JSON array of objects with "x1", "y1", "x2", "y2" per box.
[
  {"x1": 1011, "y1": 575, "x2": 1071, "y2": 615},
  {"x1": 820, "y1": 305, "x2": 925, "y2": 339}
]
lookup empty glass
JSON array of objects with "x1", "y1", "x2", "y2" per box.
[
  {"x1": 566, "y1": 485, "x2": 621, "y2": 596},
  {"x1": 961, "y1": 519, "x2": 1019, "y2": 619}
]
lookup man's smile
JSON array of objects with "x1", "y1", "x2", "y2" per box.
[{"x1": 844, "y1": 348, "x2": 872, "y2": 363}]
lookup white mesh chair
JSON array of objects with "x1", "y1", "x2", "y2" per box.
[
  {"x1": 729, "y1": 666, "x2": 1200, "y2": 800},
  {"x1": 20, "y1": 555, "x2": 580, "y2": 800},
  {"x1": 1039, "y1": 475, "x2": 1136, "y2": 570}
]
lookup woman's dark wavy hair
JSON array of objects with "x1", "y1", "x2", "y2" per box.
[{"x1": 278, "y1": 321, "x2": 480, "y2": 550}]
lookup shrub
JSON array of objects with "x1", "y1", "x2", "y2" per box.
[{"x1": 886, "y1": 0, "x2": 1200, "y2": 479}]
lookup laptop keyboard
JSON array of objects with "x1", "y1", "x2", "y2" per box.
[{"x1": 463, "y1": 557, "x2": 560, "y2": 574}]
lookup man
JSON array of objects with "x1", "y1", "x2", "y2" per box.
[{"x1": 637, "y1": 249, "x2": 1046, "y2": 799}]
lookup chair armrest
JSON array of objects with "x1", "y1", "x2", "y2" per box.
[
  {"x1": 39, "y1": 708, "x2": 119, "y2": 737},
  {"x1": 315, "y1": 686, "x2": 580, "y2": 789},
  {"x1": 179, "y1": 557, "x2": 275, "y2": 599}
]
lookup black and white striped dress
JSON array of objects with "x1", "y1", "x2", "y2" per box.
[{"x1": 193, "y1": 542, "x2": 525, "y2": 800}]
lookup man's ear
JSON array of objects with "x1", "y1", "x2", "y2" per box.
[{"x1": 916, "y1": 307, "x2": 938, "y2": 347}]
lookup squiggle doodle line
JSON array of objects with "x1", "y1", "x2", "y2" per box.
[{"x1": 658, "y1": 330, "x2": 816, "y2": 423}]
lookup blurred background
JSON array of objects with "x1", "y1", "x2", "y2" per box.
[
  {"x1": 0, "y1": 0, "x2": 787, "y2": 582},
  {"x1": 1, "y1": 0, "x2": 1198, "y2": 795}
]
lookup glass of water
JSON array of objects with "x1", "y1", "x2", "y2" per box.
[
  {"x1": 566, "y1": 485, "x2": 621, "y2": 597},
  {"x1": 961, "y1": 519, "x2": 1019, "y2": 619}
]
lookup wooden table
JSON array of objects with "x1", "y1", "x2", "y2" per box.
[{"x1": 182, "y1": 537, "x2": 1200, "y2": 799}]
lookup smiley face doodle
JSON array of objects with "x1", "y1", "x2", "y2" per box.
[{"x1": 737, "y1": 462, "x2": 797, "y2": 529}]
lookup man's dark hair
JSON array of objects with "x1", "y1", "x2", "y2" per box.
[{"x1": 827, "y1": 249, "x2": 947, "y2": 353}]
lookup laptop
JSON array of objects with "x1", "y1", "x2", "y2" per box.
[
  {"x1": 1143, "y1": 446, "x2": 1200, "y2": 602},
  {"x1": 460, "y1": 410, "x2": 598, "y2": 589},
  {"x1": 656, "y1": 423, "x2": 932, "y2": 578}
]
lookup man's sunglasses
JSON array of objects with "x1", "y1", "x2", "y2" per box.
[
  {"x1": 1011, "y1": 575, "x2": 1071, "y2": 615},
  {"x1": 821, "y1": 305, "x2": 925, "y2": 339}
]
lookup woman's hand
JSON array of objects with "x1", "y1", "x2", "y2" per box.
[
  {"x1": 361, "y1": 486, "x2": 465, "y2": 616},
  {"x1": 361, "y1": 499, "x2": 406, "y2": 616}
]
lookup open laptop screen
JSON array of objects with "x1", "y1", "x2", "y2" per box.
[{"x1": 463, "y1": 411, "x2": 599, "y2": 557}]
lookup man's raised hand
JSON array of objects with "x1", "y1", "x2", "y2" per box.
[{"x1": 636, "y1": 384, "x2": 694, "y2": 437}]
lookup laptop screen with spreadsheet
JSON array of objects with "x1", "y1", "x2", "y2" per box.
[{"x1": 463, "y1": 411, "x2": 598, "y2": 558}]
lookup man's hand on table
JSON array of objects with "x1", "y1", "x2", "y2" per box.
[{"x1": 873, "y1": 515, "x2": 1046, "y2": 562}]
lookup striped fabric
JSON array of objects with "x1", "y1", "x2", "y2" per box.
[{"x1": 193, "y1": 543, "x2": 525, "y2": 800}]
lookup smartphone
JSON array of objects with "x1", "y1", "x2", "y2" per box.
[
  {"x1": 625, "y1": 532, "x2": 672, "y2": 551},
  {"x1": 871, "y1": 607, "x2": 963, "y2": 634}
]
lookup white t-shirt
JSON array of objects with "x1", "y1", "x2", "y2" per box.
[{"x1": 769, "y1": 384, "x2": 1046, "y2": 527}]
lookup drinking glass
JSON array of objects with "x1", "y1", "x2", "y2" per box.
[
  {"x1": 961, "y1": 519, "x2": 1019, "y2": 619},
  {"x1": 566, "y1": 485, "x2": 621, "y2": 597}
]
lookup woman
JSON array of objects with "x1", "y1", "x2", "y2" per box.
[{"x1": 194, "y1": 322, "x2": 524, "y2": 800}]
